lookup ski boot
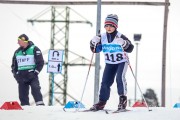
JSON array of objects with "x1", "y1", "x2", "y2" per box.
[
  {"x1": 118, "y1": 95, "x2": 127, "y2": 111},
  {"x1": 90, "y1": 101, "x2": 106, "y2": 111}
]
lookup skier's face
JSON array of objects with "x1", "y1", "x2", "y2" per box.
[{"x1": 105, "y1": 24, "x2": 116, "y2": 33}]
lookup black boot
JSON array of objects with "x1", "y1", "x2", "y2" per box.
[
  {"x1": 90, "y1": 101, "x2": 106, "y2": 111},
  {"x1": 118, "y1": 95, "x2": 127, "y2": 110}
]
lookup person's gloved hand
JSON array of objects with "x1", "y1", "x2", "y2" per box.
[
  {"x1": 115, "y1": 38, "x2": 126, "y2": 47},
  {"x1": 90, "y1": 36, "x2": 101, "y2": 46}
]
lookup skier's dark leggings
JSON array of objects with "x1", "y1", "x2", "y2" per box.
[{"x1": 99, "y1": 62, "x2": 128, "y2": 102}]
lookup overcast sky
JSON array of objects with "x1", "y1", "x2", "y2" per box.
[{"x1": 0, "y1": 0, "x2": 180, "y2": 107}]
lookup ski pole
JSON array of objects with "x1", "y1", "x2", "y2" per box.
[
  {"x1": 80, "y1": 47, "x2": 96, "y2": 102},
  {"x1": 115, "y1": 35, "x2": 151, "y2": 111},
  {"x1": 76, "y1": 45, "x2": 96, "y2": 112},
  {"x1": 124, "y1": 51, "x2": 152, "y2": 111},
  {"x1": 77, "y1": 31, "x2": 101, "y2": 111},
  {"x1": 79, "y1": 31, "x2": 101, "y2": 104}
]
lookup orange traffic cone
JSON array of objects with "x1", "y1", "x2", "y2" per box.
[{"x1": 0, "y1": 101, "x2": 23, "y2": 110}]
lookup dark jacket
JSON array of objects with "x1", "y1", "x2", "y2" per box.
[{"x1": 11, "y1": 41, "x2": 44, "y2": 81}]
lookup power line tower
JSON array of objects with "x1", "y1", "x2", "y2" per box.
[{"x1": 28, "y1": 6, "x2": 92, "y2": 106}]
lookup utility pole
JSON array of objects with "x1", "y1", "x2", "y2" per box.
[
  {"x1": 28, "y1": 6, "x2": 92, "y2": 105},
  {"x1": 94, "y1": 0, "x2": 101, "y2": 104},
  {"x1": 161, "y1": 0, "x2": 169, "y2": 107},
  {"x1": 133, "y1": 34, "x2": 142, "y2": 102}
]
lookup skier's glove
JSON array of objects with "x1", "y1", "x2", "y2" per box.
[
  {"x1": 90, "y1": 36, "x2": 100, "y2": 46},
  {"x1": 115, "y1": 38, "x2": 127, "y2": 47}
]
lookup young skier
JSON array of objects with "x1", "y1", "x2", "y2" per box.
[{"x1": 90, "y1": 14, "x2": 134, "y2": 111}]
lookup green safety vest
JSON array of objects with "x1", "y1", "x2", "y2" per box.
[{"x1": 16, "y1": 45, "x2": 36, "y2": 70}]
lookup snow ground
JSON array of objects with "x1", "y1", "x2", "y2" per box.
[{"x1": 0, "y1": 106, "x2": 180, "y2": 120}]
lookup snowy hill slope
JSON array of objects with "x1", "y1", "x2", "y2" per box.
[{"x1": 0, "y1": 106, "x2": 180, "y2": 120}]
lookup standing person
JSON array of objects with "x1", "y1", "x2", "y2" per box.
[
  {"x1": 90, "y1": 14, "x2": 134, "y2": 111},
  {"x1": 11, "y1": 34, "x2": 45, "y2": 106}
]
